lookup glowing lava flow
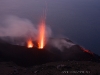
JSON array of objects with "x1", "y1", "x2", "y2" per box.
[
  {"x1": 38, "y1": 20, "x2": 45, "y2": 49},
  {"x1": 81, "y1": 47, "x2": 93, "y2": 55},
  {"x1": 27, "y1": 38, "x2": 34, "y2": 48}
]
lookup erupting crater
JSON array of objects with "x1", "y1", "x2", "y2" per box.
[
  {"x1": 27, "y1": 18, "x2": 46, "y2": 49},
  {"x1": 27, "y1": 38, "x2": 34, "y2": 48}
]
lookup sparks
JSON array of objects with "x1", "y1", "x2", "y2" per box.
[
  {"x1": 38, "y1": 19, "x2": 45, "y2": 49},
  {"x1": 37, "y1": 0, "x2": 47, "y2": 49}
]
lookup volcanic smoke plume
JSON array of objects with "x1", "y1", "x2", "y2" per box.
[{"x1": 0, "y1": 15, "x2": 52, "y2": 47}]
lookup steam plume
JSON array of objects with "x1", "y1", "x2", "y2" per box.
[{"x1": 0, "y1": 15, "x2": 51, "y2": 45}]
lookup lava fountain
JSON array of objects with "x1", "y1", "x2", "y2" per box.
[
  {"x1": 38, "y1": 19, "x2": 45, "y2": 49},
  {"x1": 27, "y1": 38, "x2": 34, "y2": 48}
]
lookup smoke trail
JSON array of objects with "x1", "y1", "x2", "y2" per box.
[{"x1": 46, "y1": 38, "x2": 76, "y2": 52}]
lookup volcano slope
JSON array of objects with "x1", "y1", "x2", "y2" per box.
[
  {"x1": 0, "y1": 38, "x2": 100, "y2": 75},
  {"x1": 0, "y1": 38, "x2": 100, "y2": 66}
]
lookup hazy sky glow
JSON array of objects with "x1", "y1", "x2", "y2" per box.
[{"x1": 0, "y1": 0, "x2": 100, "y2": 55}]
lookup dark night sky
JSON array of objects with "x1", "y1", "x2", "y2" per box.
[{"x1": 0, "y1": 0, "x2": 100, "y2": 55}]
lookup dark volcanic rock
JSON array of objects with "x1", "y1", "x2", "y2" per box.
[
  {"x1": 0, "y1": 61, "x2": 100, "y2": 75},
  {"x1": 0, "y1": 37, "x2": 100, "y2": 67}
]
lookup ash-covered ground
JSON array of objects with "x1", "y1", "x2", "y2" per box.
[{"x1": 0, "y1": 37, "x2": 100, "y2": 75}]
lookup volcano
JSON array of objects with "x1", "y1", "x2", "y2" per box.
[{"x1": 0, "y1": 37, "x2": 100, "y2": 66}]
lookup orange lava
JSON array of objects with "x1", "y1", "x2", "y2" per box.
[
  {"x1": 38, "y1": 19, "x2": 45, "y2": 49},
  {"x1": 83, "y1": 49, "x2": 93, "y2": 54},
  {"x1": 27, "y1": 38, "x2": 34, "y2": 48},
  {"x1": 81, "y1": 47, "x2": 93, "y2": 55}
]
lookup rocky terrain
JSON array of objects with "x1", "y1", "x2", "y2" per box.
[{"x1": 0, "y1": 61, "x2": 100, "y2": 75}]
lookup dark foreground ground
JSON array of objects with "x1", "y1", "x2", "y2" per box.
[
  {"x1": 0, "y1": 61, "x2": 100, "y2": 75},
  {"x1": 0, "y1": 38, "x2": 100, "y2": 75}
]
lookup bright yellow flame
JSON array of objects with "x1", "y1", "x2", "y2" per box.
[
  {"x1": 38, "y1": 20, "x2": 45, "y2": 49},
  {"x1": 27, "y1": 38, "x2": 34, "y2": 48}
]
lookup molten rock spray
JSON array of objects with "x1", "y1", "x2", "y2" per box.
[
  {"x1": 38, "y1": 19, "x2": 45, "y2": 49},
  {"x1": 27, "y1": 1, "x2": 47, "y2": 49}
]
